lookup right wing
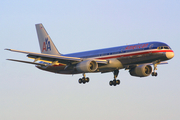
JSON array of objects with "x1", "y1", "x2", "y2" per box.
[{"x1": 7, "y1": 59, "x2": 48, "y2": 66}]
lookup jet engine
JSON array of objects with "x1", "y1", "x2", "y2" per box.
[
  {"x1": 76, "y1": 60, "x2": 98, "y2": 73},
  {"x1": 129, "y1": 65, "x2": 152, "y2": 77}
]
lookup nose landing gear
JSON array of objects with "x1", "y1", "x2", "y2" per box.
[{"x1": 152, "y1": 62, "x2": 159, "y2": 77}]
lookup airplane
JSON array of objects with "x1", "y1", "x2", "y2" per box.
[{"x1": 5, "y1": 23, "x2": 174, "y2": 86}]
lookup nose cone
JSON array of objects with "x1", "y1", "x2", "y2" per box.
[{"x1": 166, "y1": 52, "x2": 174, "y2": 59}]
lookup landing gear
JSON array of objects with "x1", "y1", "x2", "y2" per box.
[
  {"x1": 109, "y1": 70, "x2": 120, "y2": 86},
  {"x1": 109, "y1": 79, "x2": 120, "y2": 86},
  {"x1": 152, "y1": 72, "x2": 158, "y2": 76},
  {"x1": 78, "y1": 73, "x2": 90, "y2": 84},
  {"x1": 151, "y1": 62, "x2": 158, "y2": 77}
]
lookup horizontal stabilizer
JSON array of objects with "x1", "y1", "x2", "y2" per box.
[{"x1": 7, "y1": 59, "x2": 47, "y2": 66}]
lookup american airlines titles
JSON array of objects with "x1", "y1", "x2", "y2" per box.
[{"x1": 125, "y1": 44, "x2": 149, "y2": 50}]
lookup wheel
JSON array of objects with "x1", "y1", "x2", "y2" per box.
[
  {"x1": 113, "y1": 80, "x2": 117, "y2": 86},
  {"x1": 152, "y1": 72, "x2": 154, "y2": 76},
  {"x1": 116, "y1": 80, "x2": 120, "y2": 85},
  {"x1": 86, "y1": 77, "x2": 89, "y2": 82},
  {"x1": 155, "y1": 72, "x2": 158, "y2": 76},
  {"x1": 152, "y1": 72, "x2": 158, "y2": 76},
  {"x1": 80, "y1": 77, "x2": 85, "y2": 84},
  {"x1": 109, "y1": 81, "x2": 113, "y2": 86},
  {"x1": 78, "y1": 78, "x2": 82, "y2": 84},
  {"x1": 82, "y1": 78, "x2": 86, "y2": 84}
]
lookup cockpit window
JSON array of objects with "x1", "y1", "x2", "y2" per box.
[
  {"x1": 164, "y1": 46, "x2": 169, "y2": 49},
  {"x1": 157, "y1": 46, "x2": 170, "y2": 50}
]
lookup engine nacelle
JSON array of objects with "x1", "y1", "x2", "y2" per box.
[
  {"x1": 76, "y1": 60, "x2": 98, "y2": 73},
  {"x1": 129, "y1": 65, "x2": 152, "y2": 77}
]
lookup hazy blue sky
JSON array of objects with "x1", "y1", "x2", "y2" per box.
[{"x1": 0, "y1": 0, "x2": 179, "y2": 120}]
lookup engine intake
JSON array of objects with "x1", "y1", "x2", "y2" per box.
[
  {"x1": 129, "y1": 65, "x2": 152, "y2": 77},
  {"x1": 76, "y1": 60, "x2": 98, "y2": 73}
]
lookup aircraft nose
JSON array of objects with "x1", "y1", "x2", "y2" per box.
[{"x1": 166, "y1": 51, "x2": 174, "y2": 59}]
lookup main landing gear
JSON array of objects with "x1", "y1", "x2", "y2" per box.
[
  {"x1": 152, "y1": 62, "x2": 158, "y2": 76},
  {"x1": 109, "y1": 70, "x2": 120, "y2": 86},
  {"x1": 78, "y1": 73, "x2": 89, "y2": 84},
  {"x1": 78, "y1": 70, "x2": 121, "y2": 86}
]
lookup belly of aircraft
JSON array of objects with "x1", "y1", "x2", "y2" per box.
[{"x1": 36, "y1": 52, "x2": 167, "y2": 74}]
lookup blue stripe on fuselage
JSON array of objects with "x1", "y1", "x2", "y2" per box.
[{"x1": 63, "y1": 42, "x2": 169, "y2": 58}]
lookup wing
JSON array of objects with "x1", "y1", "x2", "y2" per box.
[
  {"x1": 124, "y1": 61, "x2": 168, "y2": 70},
  {"x1": 7, "y1": 59, "x2": 48, "y2": 66},
  {"x1": 5, "y1": 49, "x2": 108, "y2": 65}
]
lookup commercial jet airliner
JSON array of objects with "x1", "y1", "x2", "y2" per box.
[{"x1": 6, "y1": 23, "x2": 174, "y2": 86}]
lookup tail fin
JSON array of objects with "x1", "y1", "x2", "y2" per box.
[{"x1": 35, "y1": 23, "x2": 61, "y2": 55}]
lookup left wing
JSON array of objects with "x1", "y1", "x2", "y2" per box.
[{"x1": 5, "y1": 49, "x2": 108, "y2": 65}]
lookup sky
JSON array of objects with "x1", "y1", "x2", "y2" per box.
[{"x1": 0, "y1": 0, "x2": 180, "y2": 120}]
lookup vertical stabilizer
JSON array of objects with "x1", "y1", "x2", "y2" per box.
[{"x1": 35, "y1": 23, "x2": 61, "y2": 55}]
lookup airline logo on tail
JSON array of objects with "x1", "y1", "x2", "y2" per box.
[{"x1": 42, "y1": 38, "x2": 51, "y2": 52}]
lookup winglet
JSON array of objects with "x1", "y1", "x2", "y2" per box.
[{"x1": 5, "y1": 48, "x2": 11, "y2": 51}]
